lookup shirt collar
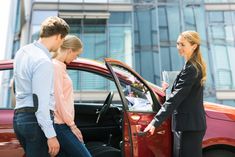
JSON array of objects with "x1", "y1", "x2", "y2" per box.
[{"x1": 34, "y1": 41, "x2": 53, "y2": 59}]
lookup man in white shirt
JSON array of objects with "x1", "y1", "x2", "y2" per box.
[{"x1": 13, "y1": 16, "x2": 69, "y2": 157}]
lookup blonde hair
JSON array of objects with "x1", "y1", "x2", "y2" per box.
[
  {"x1": 53, "y1": 35, "x2": 83, "y2": 58},
  {"x1": 180, "y1": 30, "x2": 207, "y2": 86},
  {"x1": 60, "y1": 35, "x2": 83, "y2": 51}
]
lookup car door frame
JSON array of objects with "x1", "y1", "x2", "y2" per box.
[
  {"x1": 105, "y1": 60, "x2": 134, "y2": 157},
  {"x1": 105, "y1": 58, "x2": 172, "y2": 157}
]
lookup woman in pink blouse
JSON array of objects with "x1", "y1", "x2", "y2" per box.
[{"x1": 53, "y1": 35, "x2": 92, "y2": 157}]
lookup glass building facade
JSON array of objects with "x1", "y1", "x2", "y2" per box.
[{"x1": 22, "y1": 0, "x2": 235, "y2": 106}]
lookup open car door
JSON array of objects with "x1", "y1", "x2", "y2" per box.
[{"x1": 105, "y1": 58, "x2": 172, "y2": 157}]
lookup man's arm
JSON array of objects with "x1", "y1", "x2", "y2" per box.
[
  {"x1": 32, "y1": 59, "x2": 60, "y2": 156},
  {"x1": 32, "y1": 59, "x2": 56, "y2": 138}
]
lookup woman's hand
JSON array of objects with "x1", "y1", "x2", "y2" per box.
[
  {"x1": 70, "y1": 125, "x2": 84, "y2": 143},
  {"x1": 144, "y1": 123, "x2": 156, "y2": 135}
]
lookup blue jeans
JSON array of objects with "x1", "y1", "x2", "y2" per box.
[
  {"x1": 13, "y1": 112, "x2": 50, "y2": 157},
  {"x1": 54, "y1": 124, "x2": 92, "y2": 157}
]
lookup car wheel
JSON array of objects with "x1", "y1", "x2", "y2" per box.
[{"x1": 203, "y1": 149, "x2": 235, "y2": 157}]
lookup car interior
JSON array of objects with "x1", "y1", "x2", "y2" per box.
[
  {"x1": 71, "y1": 66, "x2": 157, "y2": 157},
  {"x1": 74, "y1": 95, "x2": 123, "y2": 157}
]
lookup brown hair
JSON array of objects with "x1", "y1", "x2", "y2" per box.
[
  {"x1": 180, "y1": 30, "x2": 207, "y2": 86},
  {"x1": 40, "y1": 16, "x2": 69, "y2": 38}
]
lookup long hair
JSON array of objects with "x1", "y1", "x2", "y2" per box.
[{"x1": 181, "y1": 30, "x2": 206, "y2": 86}]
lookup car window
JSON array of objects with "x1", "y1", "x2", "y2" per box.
[
  {"x1": 0, "y1": 69, "x2": 15, "y2": 109},
  {"x1": 0, "y1": 67, "x2": 152, "y2": 110},
  {"x1": 67, "y1": 69, "x2": 122, "y2": 106},
  {"x1": 109, "y1": 66, "x2": 154, "y2": 112},
  {"x1": 0, "y1": 68, "x2": 122, "y2": 109}
]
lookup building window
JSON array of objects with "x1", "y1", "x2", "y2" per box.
[
  {"x1": 158, "y1": 5, "x2": 182, "y2": 72},
  {"x1": 109, "y1": 12, "x2": 131, "y2": 24},
  {"x1": 204, "y1": 0, "x2": 231, "y2": 3},
  {"x1": 207, "y1": 11, "x2": 235, "y2": 90}
]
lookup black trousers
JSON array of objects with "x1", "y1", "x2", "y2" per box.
[{"x1": 173, "y1": 130, "x2": 205, "y2": 157}]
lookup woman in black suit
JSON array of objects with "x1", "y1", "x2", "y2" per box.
[{"x1": 144, "y1": 30, "x2": 207, "y2": 157}]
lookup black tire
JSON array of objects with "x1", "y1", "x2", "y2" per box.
[{"x1": 203, "y1": 149, "x2": 235, "y2": 157}]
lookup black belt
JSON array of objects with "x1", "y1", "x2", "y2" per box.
[{"x1": 15, "y1": 107, "x2": 54, "y2": 115}]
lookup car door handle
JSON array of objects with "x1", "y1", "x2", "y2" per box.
[
  {"x1": 134, "y1": 131, "x2": 147, "y2": 137},
  {"x1": 134, "y1": 129, "x2": 166, "y2": 137},
  {"x1": 156, "y1": 130, "x2": 165, "y2": 135}
]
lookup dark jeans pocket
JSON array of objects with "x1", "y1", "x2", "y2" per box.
[{"x1": 18, "y1": 122, "x2": 40, "y2": 142}]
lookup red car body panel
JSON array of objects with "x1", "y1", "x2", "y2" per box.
[
  {"x1": 0, "y1": 59, "x2": 235, "y2": 157},
  {"x1": 203, "y1": 102, "x2": 235, "y2": 149},
  {"x1": 125, "y1": 112, "x2": 172, "y2": 157},
  {"x1": 0, "y1": 110, "x2": 24, "y2": 157}
]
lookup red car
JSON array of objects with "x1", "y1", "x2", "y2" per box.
[{"x1": 0, "y1": 58, "x2": 235, "y2": 157}]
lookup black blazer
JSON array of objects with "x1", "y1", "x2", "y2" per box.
[{"x1": 151, "y1": 61, "x2": 206, "y2": 131}]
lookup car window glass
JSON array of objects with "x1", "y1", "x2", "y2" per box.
[
  {"x1": 0, "y1": 69, "x2": 15, "y2": 109},
  {"x1": 67, "y1": 69, "x2": 122, "y2": 106},
  {"x1": 110, "y1": 65, "x2": 154, "y2": 112}
]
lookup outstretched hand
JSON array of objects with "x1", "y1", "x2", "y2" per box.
[{"x1": 144, "y1": 123, "x2": 156, "y2": 135}]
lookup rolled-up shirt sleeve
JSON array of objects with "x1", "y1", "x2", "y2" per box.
[{"x1": 32, "y1": 59, "x2": 56, "y2": 138}]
